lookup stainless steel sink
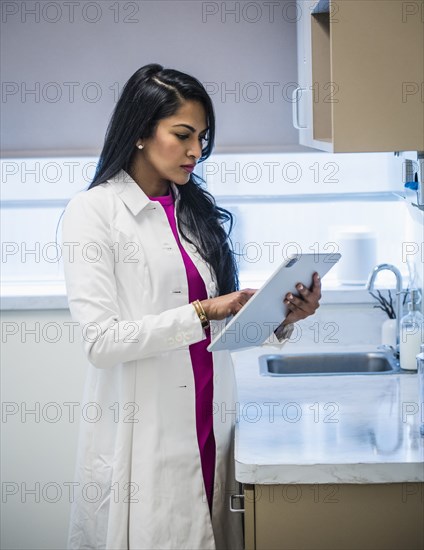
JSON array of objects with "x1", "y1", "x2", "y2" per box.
[{"x1": 259, "y1": 351, "x2": 404, "y2": 377}]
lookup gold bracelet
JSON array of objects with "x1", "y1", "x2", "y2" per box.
[{"x1": 192, "y1": 300, "x2": 210, "y2": 330}]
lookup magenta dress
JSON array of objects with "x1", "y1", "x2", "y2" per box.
[{"x1": 148, "y1": 192, "x2": 216, "y2": 514}]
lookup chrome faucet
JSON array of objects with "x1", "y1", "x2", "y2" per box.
[{"x1": 366, "y1": 264, "x2": 403, "y2": 350}]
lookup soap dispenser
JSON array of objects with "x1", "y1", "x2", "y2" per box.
[
  {"x1": 400, "y1": 289, "x2": 424, "y2": 371},
  {"x1": 417, "y1": 344, "x2": 424, "y2": 436}
]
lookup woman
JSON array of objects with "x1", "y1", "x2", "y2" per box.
[{"x1": 61, "y1": 63, "x2": 321, "y2": 550}]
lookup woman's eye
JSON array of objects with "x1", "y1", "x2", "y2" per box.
[{"x1": 176, "y1": 134, "x2": 208, "y2": 145}]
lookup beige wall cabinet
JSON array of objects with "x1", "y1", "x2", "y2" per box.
[
  {"x1": 294, "y1": 0, "x2": 424, "y2": 152},
  {"x1": 243, "y1": 482, "x2": 424, "y2": 550}
]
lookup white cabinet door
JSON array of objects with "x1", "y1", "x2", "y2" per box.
[{"x1": 295, "y1": 0, "x2": 333, "y2": 152}]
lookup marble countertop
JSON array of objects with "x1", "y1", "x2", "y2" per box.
[{"x1": 231, "y1": 343, "x2": 424, "y2": 484}]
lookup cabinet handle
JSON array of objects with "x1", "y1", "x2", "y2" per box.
[
  {"x1": 229, "y1": 493, "x2": 245, "y2": 513},
  {"x1": 292, "y1": 86, "x2": 307, "y2": 130}
]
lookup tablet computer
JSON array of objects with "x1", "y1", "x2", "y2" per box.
[{"x1": 207, "y1": 253, "x2": 341, "y2": 352}]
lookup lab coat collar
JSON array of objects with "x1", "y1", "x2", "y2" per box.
[
  {"x1": 106, "y1": 169, "x2": 218, "y2": 296},
  {"x1": 106, "y1": 169, "x2": 150, "y2": 216},
  {"x1": 106, "y1": 168, "x2": 181, "y2": 216}
]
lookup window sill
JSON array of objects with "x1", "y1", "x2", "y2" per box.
[
  {"x1": 1, "y1": 283, "x2": 68, "y2": 311},
  {"x1": 1, "y1": 280, "x2": 397, "y2": 310}
]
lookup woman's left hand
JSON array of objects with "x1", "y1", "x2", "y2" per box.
[{"x1": 281, "y1": 272, "x2": 322, "y2": 326}]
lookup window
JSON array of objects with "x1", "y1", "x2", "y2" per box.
[
  {"x1": 1, "y1": 152, "x2": 421, "y2": 301},
  {"x1": 1, "y1": 157, "x2": 97, "y2": 296},
  {"x1": 201, "y1": 152, "x2": 420, "y2": 290}
]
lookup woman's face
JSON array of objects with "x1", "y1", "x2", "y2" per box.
[{"x1": 134, "y1": 100, "x2": 208, "y2": 195}]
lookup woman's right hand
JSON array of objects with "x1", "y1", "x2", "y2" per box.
[{"x1": 200, "y1": 289, "x2": 257, "y2": 321}]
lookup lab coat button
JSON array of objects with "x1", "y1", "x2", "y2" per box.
[{"x1": 208, "y1": 282, "x2": 216, "y2": 292}]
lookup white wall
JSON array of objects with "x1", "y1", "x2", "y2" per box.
[
  {"x1": 1, "y1": 0, "x2": 299, "y2": 155},
  {"x1": 1, "y1": 310, "x2": 88, "y2": 550}
]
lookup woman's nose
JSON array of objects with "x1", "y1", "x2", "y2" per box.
[{"x1": 188, "y1": 139, "x2": 202, "y2": 161}]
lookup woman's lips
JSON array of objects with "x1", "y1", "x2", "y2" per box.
[{"x1": 181, "y1": 165, "x2": 195, "y2": 173}]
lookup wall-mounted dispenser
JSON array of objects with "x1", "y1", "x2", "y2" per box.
[{"x1": 398, "y1": 151, "x2": 424, "y2": 225}]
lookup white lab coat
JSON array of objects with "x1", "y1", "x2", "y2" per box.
[{"x1": 62, "y1": 169, "x2": 288, "y2": 549}]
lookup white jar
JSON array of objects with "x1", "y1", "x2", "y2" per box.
[
  {"x1": 336, "y1": 227, "x2": 377, "y2": 285},
  {"x1": 381, "y1": 318, "x2": 397, "y2": 348}
]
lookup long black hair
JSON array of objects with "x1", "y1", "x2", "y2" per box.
[{"x1": 87, "y1": 63, "x2": 238, "y2": 295}]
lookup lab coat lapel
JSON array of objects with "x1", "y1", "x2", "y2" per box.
[
  {"x1": 107, "y1": 170, "x2": 218, "y2": 298},
  {"x1": 171, "y1": 182, "x2": 218, "y2": 299}
]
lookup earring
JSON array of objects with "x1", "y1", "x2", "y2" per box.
[{"x1": 137, "y1": 144, "x2": 144, "y2": 150}]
